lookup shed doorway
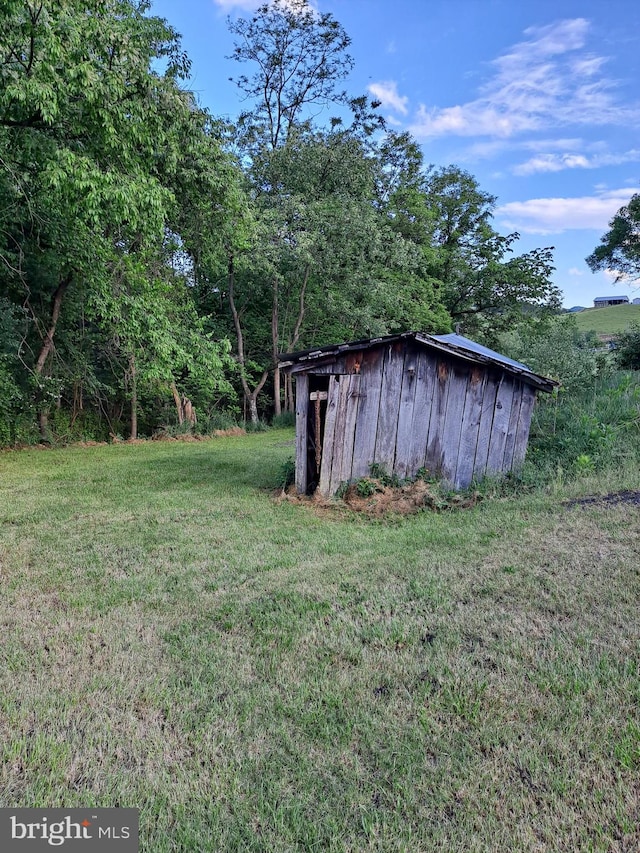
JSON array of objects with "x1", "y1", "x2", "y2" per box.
[{"x1": 306, "y1": 375, "x2": 329, "y2": 494}]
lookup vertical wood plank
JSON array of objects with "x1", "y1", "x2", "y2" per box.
[
  {"x1": 294, "y1": 373, "x2": 308, "y2": 494},
  {"x1": 406, "y1": 351, "x2": 436, "y2": 478},
  {"x1": 513, "y1": 385, "x2": 537, "y2": 468},
  {"x1": 486, "y1": 376, "x2": 515, "y2": 475},
  {"x1": 502, "y1": 381, "x2": 524, "y2": 472},
  {"x1": 472, "y1": 373, "x2": 500, "y2": 481},
  {"x1": 318, "y1": 375, "x2": 340, "y2": 497},
  {"x1": 453, "y1": 366, "x2": 486, "y2": 489},
  {"x1": 393, "y1": 345, "x2": 420, "y2": 479},
  {"x1": 424, "y1": 358, "x2": 451, "y2": 478},
  {"x1": 351, "y1": 347, "x2": 384, "y2": 479},
  {"x1": 373, "y1": 342, "x2": 406, "y2": 474},
  {"x1": 338, "y1": 374, "x2": 361, "y2": 484},
  {"x1": 440, "y1": 363, "x2": 470, "y2": 485},
  {"x1": 327, "y1": 376, "x2": 352, "y2": 496}
]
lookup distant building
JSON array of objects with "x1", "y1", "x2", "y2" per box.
[
  {"x1": 633, "y1": 298, "x2": 640, "y2": 305},
  {"x1": 593, "y1": 296, "x2": 629, "y2": 308}
]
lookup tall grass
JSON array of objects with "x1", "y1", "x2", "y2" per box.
[{"x1": 524, "y1": 371, "x2": 640, "y2": 485}]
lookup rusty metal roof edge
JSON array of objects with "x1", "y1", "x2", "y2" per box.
[{"x1": 279, "y1": 331, "x2": 558, "y2": 392}]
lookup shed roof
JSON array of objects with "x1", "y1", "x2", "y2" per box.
[
  {"x1": 594, "y1": 295, "x2": 629, "y2": 302},
  {"x1": 279, "y1": 331, "x2": 558, "y2": 392}
]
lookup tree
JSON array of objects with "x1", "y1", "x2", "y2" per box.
[
  {"x1": 0, "y1": 1, "x2": 237, "y2": 439},
  {"x1": 223, "y1": 0, "x2": 389, "y2": 421},
  {"x1": 228, "y1": 0, "x2": 354, "y2": 151},
  {"x1": 422, "y1": 166, "x2": 561, "y2": 344},
  {"x1": 586, "y1": 193, "x2": 640, "y2": 284}
]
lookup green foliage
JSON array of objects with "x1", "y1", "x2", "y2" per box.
[
  {"x1": 271, "y1": 411, "x2": 296, "y2": 429},
  {"x1": 0, "y1": 0, "x2": 239, "y2": 443},
  {"x1": 229, "y1": 0, "x2": 355, "y2": 149},
  {"x1": 334, "y1": 481, "x2": 349, "y2": 499},
  {"x1": 525, "y1": 371, "x2": 640, "y2": 483},
  {"x1": 500, "y1": 315, "x2": 608, "y2": 393},
  {"x1": 0, "y1": 0, "x2": 572, "y2": 441},
  {"x1": 614, "y1": 322, "x2": 640, "y2": 369},
  {"x1": 277, "y1": 457, "x2": 296, "y2": 491},
  {"x1": 195, "y1": 411, "x2": 241, "y2": 433},
  {"x1": 355, "y1": 478, "x2": 377, "y2": 498},
  {"x1": 421, "y1": 166, "x2": 561, "y2": 343},
  {"x1": 245, "y1": 418, "x2": 269, "y2": 433},
  {"x1": 587, "y1": 193, "x2": 640, "y2": 284},
  {"x1": 0, "y1": 298, "x2": 25, "y2": 418}
]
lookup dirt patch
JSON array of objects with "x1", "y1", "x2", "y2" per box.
[
  {"x1": 280, "y1": 478, "x2": 481, "y2": 517},
  {"x1": 564, "y1": 490, "x2": 640, "y2": 509}
]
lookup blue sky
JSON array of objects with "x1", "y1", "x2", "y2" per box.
[{"x1": 151, "y1": 0, "x2": 640, "y2": 308}]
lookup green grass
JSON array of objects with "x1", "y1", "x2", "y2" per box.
[
  {"x1": 1, "y1": 431, "x2": 639, "y2": 851},
  {"x1": 573, "y1": 303, "x2": 640, "y2": 335}
]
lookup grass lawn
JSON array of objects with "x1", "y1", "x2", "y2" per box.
[
  {"x1": 1, "y1": 431, "x2": 639, "y2": 851},
  {"x1": 573, "y1": 304, "x2": 640, "y2": 335}
]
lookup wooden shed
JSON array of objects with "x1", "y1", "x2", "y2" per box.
[{"x1": 279, "y1": 332, "x2": 557, "y2": 497}]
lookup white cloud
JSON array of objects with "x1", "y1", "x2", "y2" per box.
[
  {"x1": 513, "y1": 148, "x2": 640, "y2": 175},
  {"x1": 409, "y1": 18, "x2": 639, "y2": 140},
  {"x1": 513, "y1": 153, "x2": 589, "y2": 175},
  {"x1": 568, "y1": 267, "x2": 585, "y2": 276},
  {"x1": 522, "y1": 138, "x2": 584, "y2": 151},
  {"x1": 212, "y1": 0, "x2": 316, "y2": 12},
  {"x1": 212, "y1": 0, "x2": 262, "y2": 10},
  {"x1": 496, "y1": 187, "x2": 640, "y2": 234},
  {"x1": 603, "y1": 268, "x2": 636, "y2": 285},
  {"x1": 368, "y1": 81, "x2": 409, "y2": 115}
]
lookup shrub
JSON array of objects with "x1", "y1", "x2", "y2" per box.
[
  {"x1": 271, "y1": 411, "x2": 296, "y2": 429},
  {"x1": 615, "y1": 323, "x2": 640, "y2": 370},
  {"x1": 278, "y1": 457, "x2": 296, "y2": 490},
  {"x1": 500, "y1": 316, "x2": 607, "y2": 393},
  {"x1": 525, "y1": 370, "x2": 640, "y2": 482}
]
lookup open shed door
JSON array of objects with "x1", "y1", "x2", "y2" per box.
[{"x1": 317, "y1": 374, "x2": 361, "y2": 497}]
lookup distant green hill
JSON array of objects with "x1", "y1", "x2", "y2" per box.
[{"x1": 573, "y1": 303, "x2": 640, "y2": 335}]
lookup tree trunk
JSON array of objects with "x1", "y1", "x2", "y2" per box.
[
  {"x1": 33, "y1": 272, "x2": 73, "y2": 441},
  {"x1": 281, "y1": 264, "x2": 310, "y2": 415},
  {"x1": 129, "y1": 352, "x2": 137, "y2": 440},
  {"x1": 228, "y1": 253, "x2": 269, "y2": 425},
  {"x1": 34, "y1": 272, "x2": 72, "y2": 376},
  {"x1": 285, "y1": 373, "x2": 295, "y2": 413},
  {"x1": 272, "y1": 276, "x2": 281, "y2": 417},
  {"x1": 289, "y1": 264, "x2": 310, "y2": 352},
  {"x1": 170, "y1": 380, "x2": 184, "y2": 425},
  {"x1": 248, "y1": 394, "x2": 260, "y2": 425}
]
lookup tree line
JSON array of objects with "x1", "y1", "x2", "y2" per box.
[{"x1": 9, "y1": 0, "x2": 631, "y2": 444}]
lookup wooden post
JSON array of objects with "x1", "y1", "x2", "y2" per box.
[{"x1": 295, "y1": 373, "x2": 309, "y2": 494}]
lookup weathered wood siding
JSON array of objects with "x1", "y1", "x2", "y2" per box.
[
  {"x1": 351, "y1": 347, "x2": 384, "y2": 480},
  {"x1": 373, "y1": 342, "x2": 405, "y2": 473},
  {"x1": 293, "y1": 339, "x2": 539, "y2": 496},
  {"x1": 294, "y1": 372, "x2": 309, "y2": 493},
  {"x1": 405, "y1": 350, "x2": 436, "y2": 478}
]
